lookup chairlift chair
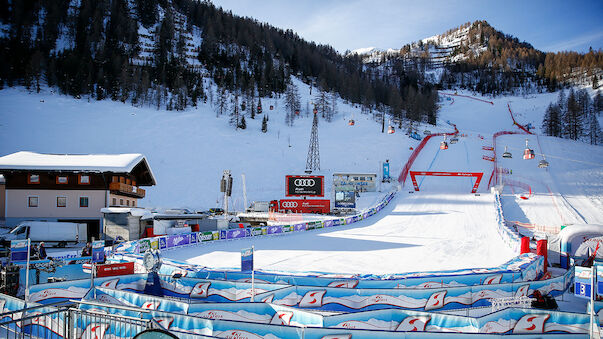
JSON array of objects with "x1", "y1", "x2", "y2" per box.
[
  {"x1": 450, "y1": 137, "x2": 458, "y2": 144},
  {"x1": 348, "y1": 119, "x2": 355, "y2": 126},
  {"x1": 538, "y1": 155, "x2": 549, "y2": 168},
  {"x1": 502, "y1": 146, "x2": 512, "y2": 159},
  {"x1": 523, "y1": 139, "x2": 535, "y2": 160},
  {"x1": 423, "y1": 130, "x2": 431, "y2": 135},
  {"x1": 440, "y1": 135, "x2": 448, "y2": 150},
  {"x1": 387, "y1": 125, "x2": 395, "y2": 134}
]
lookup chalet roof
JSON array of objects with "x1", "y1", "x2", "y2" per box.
[{"x1": 0, "y1": 151, "x2": 156, "y2": 185}]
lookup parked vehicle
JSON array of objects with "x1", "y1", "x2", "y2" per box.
[
  {"x1": 207, "y1": 208, "x2": 224, "y2": 215},
  {"x1": 270, "y1": 199, "x2": 331, "y2": 214},
  {"x1": 0, "y1": 221, "x2": 87, "y2": 247},
  {"x1": 246, "y1": 201, "x2": 271, "y2": 213}
]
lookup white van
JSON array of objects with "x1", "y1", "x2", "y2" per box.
[{"x1": 1, "y1": 221, "x2": 87, "y2": 247}]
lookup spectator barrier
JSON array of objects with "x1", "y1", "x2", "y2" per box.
[
  {"x1": 112, "y1": 191, "x2": 396, "y2": 257},
  {"x1": 112, "y1": 252, "x2": 543, "y2": 290},
  {"x1": 2, "y1": 271, "x2": 587, "y2": 338},
  {"x1": 493, "y1": 188, "x2": 522, "y2": 253},
  {"x1": 151, "y1": 268, "x2": 569, "y2": 312}
]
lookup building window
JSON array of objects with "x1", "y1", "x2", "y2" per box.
[
  {"x1": 133, "y1": 200, "x2": 136, "y2": 207},
  {"x1": 126, "y1": 200, "x2": 130, "y2": 206},
  {"x1": 28, "y1": 196, "x2": 39, "y2": 207},
  {"x1": 56, "y1": 176, "x2": 68, "y2": 184},
  {"x1": 28, "y1": 174, "x2": 40, "y2": 184},
  {"x1": 112, "y1": 176, "x2": 118, "y2": 183},
  {"x1": 80, "y1": 197, "x2": 89, "y2": 208},
  {"x1": 119, "y1": 177, "x2": 125, "y2": 184},
  {"x1": 132, "y1": 180, "x2": 136, "y2": 187},
  {"x1": 120, "y1": 198, "x2": 124, "y2": 205},
  {"x1": 57, "y1": 196, "x2": 67, "y2": 207},
  {"x1": 78, "y1": 174, "x2": 90, "y2": 185},
  {"x1": 112, "y1": 197, "x2": 117, "y2": 206},
  {"x1": 126, "y1": 178, "x2": 131, "y2": 185}
]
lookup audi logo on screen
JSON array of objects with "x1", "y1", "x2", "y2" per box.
[
  {"x1": 294, "y1": 179, "x2": 315, "y2": 187},
  {"x1": 281, "y1": 201, "x2": 298, "y2": 208},
  {"x1": 286, "y1": 175, "x2": 324, "y2": 196}
]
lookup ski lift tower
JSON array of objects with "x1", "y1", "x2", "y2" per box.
[{"x1": 305, "y1": 109, "x2": 321, "y2": 173}]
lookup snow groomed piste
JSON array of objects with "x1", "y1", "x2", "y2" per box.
[{"x1": 3, "y1": 95, "x2": 597, "y2": 338}]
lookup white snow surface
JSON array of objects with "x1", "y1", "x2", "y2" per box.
[
  {"x1": 166, "y1": 191, "x2": 515, "y2": 274},
  {"x1": 1, "y1": 83, "x2": 601, "y2": 274}
]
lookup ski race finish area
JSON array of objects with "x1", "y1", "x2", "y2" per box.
[{"x1": 410, "y1": 171, "x2": 483, "y2": 193}]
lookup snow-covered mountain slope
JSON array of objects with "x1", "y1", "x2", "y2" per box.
[
  {"x1": 162, "y1": 89, "x2": 601, "y2": 274},
  {"x1": 2, "y1": 83, "x2": 600, "y2": 230},
  {"x1": 0, "y1": 79, "x2": 416, "y2": 210}
]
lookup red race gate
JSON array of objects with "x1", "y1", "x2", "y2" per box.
[{"x1": 409, "y1": 171, "x2": 484, "y2": 193}]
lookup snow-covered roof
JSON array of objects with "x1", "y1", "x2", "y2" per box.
[
  {"x1": 101, "y1": 207, "x2": 153, "y2": 217},
  {"x1": 0, "y1": 151, "x2": 156, "y2": 185}
]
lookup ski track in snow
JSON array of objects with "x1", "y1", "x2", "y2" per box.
[{"x1": 0, "y1": 86, "x2": 601, "y2": 274}]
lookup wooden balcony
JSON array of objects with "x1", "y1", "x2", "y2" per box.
[{"x1": 109, "y1": 182, "x2": 146, "y2": 198}]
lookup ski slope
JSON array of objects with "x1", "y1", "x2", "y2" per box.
[
  {"x1": 408, "y1": 134, "x2": 491, "y2": 193},
  {"x1": 167, "y1": 120, "x2": 516, "y2": 275},
  {"x1": 0, "y1": 85, "x2": 600, "y2": 276},
  {"x1": 496, "y1": 133, "x2": 603, "y2": 228},
  {"x1": 165, "y1": 190, "x2": 515, "y2": 275}
]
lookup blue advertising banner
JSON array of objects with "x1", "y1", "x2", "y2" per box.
[
  {"x1": 383, "y1": 161, "x2": 390, "y2": 179},
  {"x1": 267, "y1": 226, "x2": 283, "y2": 235},
  {"x1": 167, "y1": 234, "x2": 189, "y2": 248},
  {"x1": 335, "y1": 190, "x2": 356, "y2": 208},
  {"x1": 91, "y1": 240, "x2": 105, "y2": 263},
  {"x1": 159, "y1": 236, "x2": 167, "y2": 249},
  {"x1": 10, "y1": 239, "x2": 29, "y2": 262},
  {"x1": 241, "y1": 247, "x2": 253, "y2": 272},
  {"x1": 227, "y1": 229, "x2": 246, "y2": 239},
  {"x1": 575, "y1": 266, "x2": 593, "y2": 299}
]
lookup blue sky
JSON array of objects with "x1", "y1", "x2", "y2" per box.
[{"x1": 210, "y1": 0, "x2": 603, "y2": 53}]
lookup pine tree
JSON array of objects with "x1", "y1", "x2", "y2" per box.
[
  {"x1": 284, "y1": 81, "x2": 301, "y2": 126},
  {"x1": 541, "y1": 103, "x2": 562, "y2": 137},
  {"x1": 586, "y1": 109, "x2": 602, "y2": 145},
  {"x1": 239, "y1": 115, "x2": 247, "y2": 130},
  {"x1": 594, "y1": 92, "x2": 603, "y2": 113},
  {"x1": 230, "y1": 95, "x2": 240, "y2": 128},
  {"x1": 215, "y1": 88, "x2": 228, "y2": 117},
  {"x1": 261, "y1": 115, "x2": 268, "y2": 133},
  {"x1": 314, "y1": 87, "x2": 330, "y2": 120}
]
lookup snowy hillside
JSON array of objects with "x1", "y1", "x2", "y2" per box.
[
  {"x1": 1, "y1": 82, "x2": 600, "y2": 225},
  {"x1": 0, "y1": 79, "x2": 416, "y2": 210},
  {"x1": 2, "y1": 78, "x2": 602, "y2": 276}
]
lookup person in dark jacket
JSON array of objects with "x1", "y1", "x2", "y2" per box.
[
  {"x1": 82, "y1": 242, "x2": 92, "y2": 256},
  {"x1": 38, "y1": 242, "x2": 47, "y2": 259}
]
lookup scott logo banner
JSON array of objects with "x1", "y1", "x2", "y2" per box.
[{"x1": 286, "y1": 175, "x2": 324, "y2": 196}]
